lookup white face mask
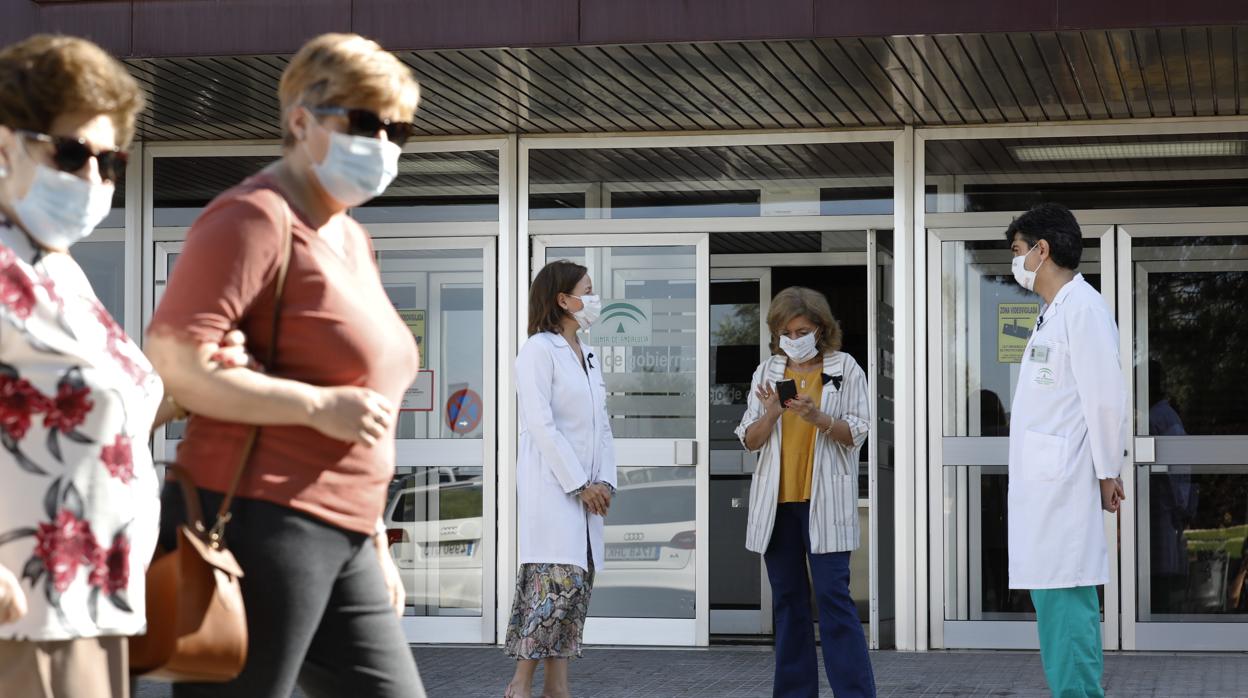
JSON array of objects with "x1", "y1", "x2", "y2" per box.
[
  {"x1": 779, "y1": 331, "x2": 820, "y2": 362},
  {"x1": 1011, "y1": 244, "x2": 1045, "y2": 292},
  {"x1": 570, "y1": 294, "x2": 601, "y2": 331},
  {"x1": 308, "y1": 128, "x2": 400, "y2": 208},
  {"x1": 11, "y1": 163, "x2": 113, "y2": 251}
]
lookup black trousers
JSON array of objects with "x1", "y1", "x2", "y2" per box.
[{"x1": 159, "y1": 487, "x2": 425, "y2": 698}]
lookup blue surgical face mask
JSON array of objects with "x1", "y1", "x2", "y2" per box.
[
  {"x1": 307, "y1": 125, "x2": 401, "y2": 208},
  {"x1": 11, "y1": 162, "x2": 113, "y2": 251}
]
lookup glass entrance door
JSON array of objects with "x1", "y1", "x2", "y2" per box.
[
  {"x1": 708, "y1": 267, "x2": 770, "y2": 636},
  {"x1": 152, "y1": 241, "x2": 184, "y2": 464},
  {"x1": 927, "y1": 225, "x2": 1119, "y2": 649},
  {"x1": 705, "y1": 231, "x2": 896, "y2": 647},
  {"x1": 376, "y1": 238, "x2": 497, "y2": 645},
  {"x1": 1119, "y1": 222, "x2": 1248, "y2": 651},
  {"x1": 151, "y1": 236, "x2": 498, "y2": 645},
  {"x1": 531, "y1": 234, "x2": 710, "y2": 646}
]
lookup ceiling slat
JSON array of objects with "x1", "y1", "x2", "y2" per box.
[
  {"x1": 978, "y1": 34, "x2": 1053, "y2": 122},
  {"x1": 656, "y1": 43, "x2": 768, "y2": 130},
  {"x1": 126, "y1": 28, "x2": 1247, "y2": 142}
]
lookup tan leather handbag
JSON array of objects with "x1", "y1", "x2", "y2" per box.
[
  {"x1": 128, "y1": 465, "x2": 249, "y2": 681},
  {"x1": 130, "y1": 200, "x2": 293, "y2": 682}
]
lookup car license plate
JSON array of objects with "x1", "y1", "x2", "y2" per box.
[
  {"x1": 606, "y1": 544, "x2": 659, "y2": 561},
  {"x1": 425, "y1": 541, "x2": 473, "y2": 558}
]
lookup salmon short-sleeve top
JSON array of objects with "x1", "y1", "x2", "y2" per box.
[{"x1": 148, "y1": 174, "x2": 419, "y2": 534}]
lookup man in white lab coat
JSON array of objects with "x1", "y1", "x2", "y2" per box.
[{"x1": 1005, "y1": 203, "x2": 1128, "y2": 698}]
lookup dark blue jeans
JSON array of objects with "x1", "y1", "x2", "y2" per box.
[{"x1": 764, "y1": 502, "x2": 875, "y2": 698}]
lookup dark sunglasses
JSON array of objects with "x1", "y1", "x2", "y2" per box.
[
  {"x1": 307, "y1": 106, "x2": 415, "y2": 146},
  {"x1": 17, "y1": 130, "x2": 128, "y2": 183}
]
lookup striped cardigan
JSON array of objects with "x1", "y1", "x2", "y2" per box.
[{"x1": 734, "y1": 351, "x2": 870, "y2": 555}]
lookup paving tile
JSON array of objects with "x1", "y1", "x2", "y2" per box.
[{"x1": 136, "y1": 646, "x2": 1248, "y2": 697}]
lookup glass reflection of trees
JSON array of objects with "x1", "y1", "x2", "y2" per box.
[
  {"x1": 712, "y1": 303, "x2": 758, "y2": 347},
  {"x1": 1146, "y1": 255, "x2": 1248, "y2": 436},
  {"x1": 710, "y1": 284, "x2": 761, "y2": 450},
  {"x1": 1143, "y1": 242, "x2": 1248, "y2": 615}
]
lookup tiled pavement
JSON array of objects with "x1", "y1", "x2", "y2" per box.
[{"x1": 138, "y1": 645, "x2": 1248, "y2": 697}]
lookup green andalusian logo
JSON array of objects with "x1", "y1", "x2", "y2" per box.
[
  {"x1": 1035, "y1": 367, "x2": 1056, "y2": 386},
  {"x1": 600, "y1": 302, "x2": 648, "y2": 334}
]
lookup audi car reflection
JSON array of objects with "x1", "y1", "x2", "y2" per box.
[
  {"x1": 383, "y1": 467, "x2": 698, "y2": 619},
  {"x1": 384, "y1": 467, "x2": 484, "y2": 614},
  {"x1": 593, "y1": 470, "x2": 697, "y2": 619}
]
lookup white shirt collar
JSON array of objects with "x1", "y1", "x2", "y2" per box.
[
  {"x1": 1038, "y1": 272, "x2": 1084, "y2": 321},
  {"x1": 1050, "y1": 273, "x2": 1084, "y2": 307}
]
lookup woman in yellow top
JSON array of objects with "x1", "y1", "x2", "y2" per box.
[{"x1": 735, "y1": 286, "x2": 875, "y2": 697}]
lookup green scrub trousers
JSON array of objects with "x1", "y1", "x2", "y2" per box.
[{"x1": 1030, "y1": 587, "x2": 1104, "y2": 698}]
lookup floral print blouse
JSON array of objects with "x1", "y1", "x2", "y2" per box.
[{"x1": 0, "y1": 226, "x2": 163, "y2": 641}]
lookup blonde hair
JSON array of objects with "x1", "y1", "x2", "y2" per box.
[
  {"x1": 766, "y1": 286, "x2": 843, "y2": 356},
  {"x1": 278, "y1": 33, "x2": 420, "y2": 146},
  {"x1": 0, "y1": 34, "x2": 145, "y2": 148}
]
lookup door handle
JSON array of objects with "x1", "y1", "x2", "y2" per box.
[
  {"x1": 1134, "y1": 437, "x2": 1155, "y2": 464},
  {"x1": 675, "y1": 440, "x2": 697, "y2": 466}
]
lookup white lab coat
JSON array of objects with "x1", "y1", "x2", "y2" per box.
[
  {"x1": 1008, "y1": 274, "x2": 1129, "y2": 590},
  {"x1": 515, "y1": 331, "x2": 617, "y2": 571}
]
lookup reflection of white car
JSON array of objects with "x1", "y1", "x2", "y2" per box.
[
  {"x1": 384, "y1": 470, "x2": 483, "y2": 613},
  {"x1": 595, "y1": 477, "x2": 697, "y2": 618}
]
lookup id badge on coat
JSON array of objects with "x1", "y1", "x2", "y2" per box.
[{"x1": 1025, "y1": 341, "x2": 1064, "y2": 390}]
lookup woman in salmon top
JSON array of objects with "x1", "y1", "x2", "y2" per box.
[{"x1": 146, "y1": 33, "x2": 425, "y2": 698}]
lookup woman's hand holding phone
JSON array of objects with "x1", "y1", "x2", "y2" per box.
[
  {"x1": 755, "y1": 382, "x2": 782, "y2": 416},
  {"x1": 787, "y1": 394, "x2": 823, "y2": 425}
]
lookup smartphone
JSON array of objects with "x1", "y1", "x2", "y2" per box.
[{"x1": 776, "y1": 379, "x2": 798, "y2": 406}]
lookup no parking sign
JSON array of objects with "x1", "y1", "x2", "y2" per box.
[{"x1": 445, "y1": 388, "x2": 483, "y2": 434}]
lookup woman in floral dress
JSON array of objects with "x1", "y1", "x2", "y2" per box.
[
  {"x1": 0, "y1": 35, "x2": 245, "y2": 698},
  {"x1": 505, "y1": 260, "x2": 617, "y2": 698}
]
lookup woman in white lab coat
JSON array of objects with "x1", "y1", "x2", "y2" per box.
[{"x1": 504, "y1": 259, "x2": 616, "y2": 698}]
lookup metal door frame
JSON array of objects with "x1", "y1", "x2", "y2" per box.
[
  {"x1": 150, "y1": 236, "x2": 499, "y2": 644},
  {"x1": 1117, "y1": 220, "x2": 1248, "y2": 651},
  {"x1": 531, "y1": 232, "x2": 711, "y2": 646},
  {"x1": 707, "y1": 267, "x2": 773, "y2": 637},
  {"x1": 866, "y1": 231, "x2": 897, "y2": 649},
  {"x1": 151, "y1": 241, "x2": 184, "y2": 465},
  {"x1": 926, "y1": 223, "x2": 1120, "y2": 650},
  {"x1": 709, "y1": 236, "x2": 893, "y2": 647},
  {"x1": 374, "y1": 236, "x2": 498, "y2": 644}
]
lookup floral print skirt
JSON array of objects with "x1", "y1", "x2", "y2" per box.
[{"x1": 504, "y1": 556, "x2": 595, "y2": 660}]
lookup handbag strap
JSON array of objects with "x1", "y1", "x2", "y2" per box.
[
  {"x1": 206, "y1": 198, "x2": 294, "y2": 548},
  {"x1": 163, "y1": 462, "x2": 206, "y2": 532}
]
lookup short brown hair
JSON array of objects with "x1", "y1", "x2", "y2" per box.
[
  {"x1": 279, "y1": 33, "x2": 420, "y2": 147},
  {"x1": 528, "y1": 260, "x2": 588, "y2": 336},
  {"x1": 0, "y1": 34, "x2": 144, "y2": 148},
  {"x1": 766, "y1": 286, "x2": 843, "y2": 356}
]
